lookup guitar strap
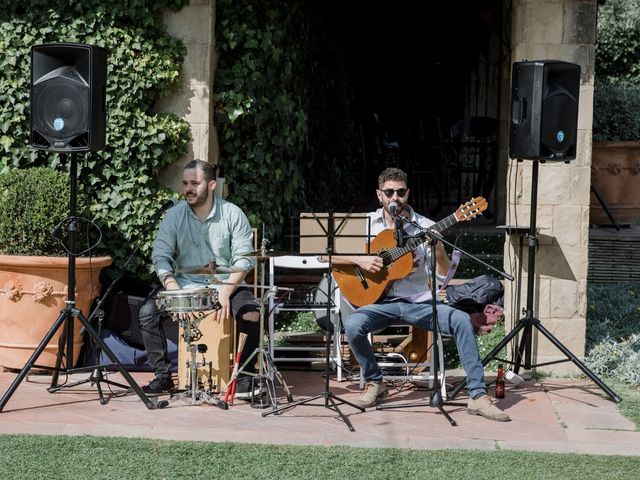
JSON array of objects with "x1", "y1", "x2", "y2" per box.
[{"x1": 439, "y1": 248, "x2": 462, "y2": 291}]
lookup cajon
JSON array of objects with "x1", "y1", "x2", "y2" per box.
[{"x1": 177, "y1": 313, "x2": 233, "y2": 393}]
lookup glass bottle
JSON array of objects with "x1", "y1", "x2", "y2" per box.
[{"x1": 495, "y1": 364, "x2": 505, "y2": 399}]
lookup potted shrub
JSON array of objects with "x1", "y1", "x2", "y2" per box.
[
  {"x1": 0, "y1": 167, "x2": 111, "y2": 370},
  {"x1": 590, "y1": 82, "x2": 640, "y2": 226}
]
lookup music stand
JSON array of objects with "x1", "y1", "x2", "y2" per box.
[
  {"x1": 0, "y1": 154, "x2": 161, "y2": 412},
  {"x1": 448, "y1": 160, "x2": 621, "y2": 403},
  {"x1": 263, "y1": 211, "x2": 371, "y2": 431}
]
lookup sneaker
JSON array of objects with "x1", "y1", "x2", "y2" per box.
[
  {"x1": 467, "y1": 394, "x2": 510, "y2": 422},
  {"x1": 354, "y1": 381, "x2": 389, "y2": 408},
  {"x1": 142, "y1": 377, "x2": 174, "y2": 395},
  {"x1": 234, "y1": 376, "x2": 264, "y2": 400}
]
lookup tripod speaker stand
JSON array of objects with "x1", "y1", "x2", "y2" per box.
[
  {"x1": 0, "y1": 154, "x2": 161, "y2": 412},
  {"x1": 449, "y1": 159, "x2": 621, "y2": 403}
]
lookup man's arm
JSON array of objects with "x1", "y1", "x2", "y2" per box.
[
  {"x1": 433, "y1": 241, "x2": 452, "y2": 277},
  {"x1": 321, "y1": 254, "x2": 384, "y2": 274}
]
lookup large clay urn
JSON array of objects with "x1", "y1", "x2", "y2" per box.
[
  {"x1": 0, "y1": 255, "x2": 112, "y2": 370},
  {"x1": 590, "y1": 141, "x2": 640, "y2": 226}
]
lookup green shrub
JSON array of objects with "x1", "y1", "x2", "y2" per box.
[
  {"x1": 585, "y1": 282, "x2": 640, "y2": 386},
  {"x1": 0, "y1": 167, "x2": 92, "y2": 256},
  {"x1": 444, "y1": 318, "x2": 506, "y2": 372},
  {"x1": 592, "y1": 82, "x2": 640, "y2": 142},
  {"x1": 214, "y1": 0, "x2": 361, "y2": 243},
  {"x1": 596, "y1": 0, "x2": 640, "y2": 86}
]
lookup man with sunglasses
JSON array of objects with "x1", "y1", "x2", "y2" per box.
[{"x1": 331, "y1": 167, "x2": 509, "y2": 421}]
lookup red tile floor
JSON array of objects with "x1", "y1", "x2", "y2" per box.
[{"x1": 1, "y1": 366, "x2": 638, "y2": 456}]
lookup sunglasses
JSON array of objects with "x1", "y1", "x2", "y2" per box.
[{"x1": 379, "y1": 188, "x2": 408, "y2": 198}]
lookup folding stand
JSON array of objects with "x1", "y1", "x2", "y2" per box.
[
  {"x1": 0, "y1": 154, "x2": 161, "y2": 412},
  {"x1": 221, "y1": 274, "x2": 294, "y2": 410},
  {"x1": 263, "y1": 211, "x2": 366, "y2": 431},
  {"x1": 448, "y1": 160, "x2": 621, "y2": 403}
]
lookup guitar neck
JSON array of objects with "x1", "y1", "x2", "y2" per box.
[{"x1": 384, "y1": 212, "x2": 458, "y2": 264}]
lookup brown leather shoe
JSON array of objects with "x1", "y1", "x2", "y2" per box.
[
  {"x1": 467, "y1": 394, "x2": 510, "y2": 422},
  {"x1": 354, "y1": 381, "x2": 389, "y2": 408}
]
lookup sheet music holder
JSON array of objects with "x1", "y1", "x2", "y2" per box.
[
  {"x1": 263, "y1": 211, "x2": 373, "y2": 431},
  {"x1": 299, "y1": 212, "x2": 373, "y2": 256}
]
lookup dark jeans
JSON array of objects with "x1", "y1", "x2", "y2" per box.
[{"x1": 139, "y1": 287, "x2": 259, "y2": 379}]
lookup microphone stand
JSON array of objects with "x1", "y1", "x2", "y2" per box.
[
  {"x1": 0, "y1": 154, "x2": 160, "y2": 412},
  {"x1": 377, "y1": 214, "x2": 512, "y2": 424},
  {"x1": 48, "y1": 226, "x2": 154, "y2": 401}
]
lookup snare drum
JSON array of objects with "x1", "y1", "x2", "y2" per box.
[{"x1": 156, "y1": 288, "x2": 219, "y2": 313}]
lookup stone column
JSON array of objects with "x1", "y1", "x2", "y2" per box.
[
  {"x1": 156, "y1": 0, "x2": 219, "y2": 192},
  {"x1": 503, "y1": 0, "x2": 597, "y2": 374}
]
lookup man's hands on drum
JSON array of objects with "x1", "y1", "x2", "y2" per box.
[
  {"x1": 212, "y1": 290, "x2": 231, "y2": 323},
  {"x1": 164, "y1": 276, "x2": 196, "y2": 322}
]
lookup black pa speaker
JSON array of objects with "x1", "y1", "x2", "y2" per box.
[
  {"x1": 30, "y1": 43, "x2": 106, "y2": 152},
  {"x1": 509, "y1": 60, "x2": 580, "y2": 161}
]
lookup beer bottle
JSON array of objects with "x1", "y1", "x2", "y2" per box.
[{"x1": 495, "y1": 364, "x2": 505, "y2": 399}]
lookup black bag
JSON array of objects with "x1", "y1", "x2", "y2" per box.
[
  {"x1": 445, "y1": 275, "x2": 504, "y2": 312},
  {"x1": 102, "y1": 276, "x2": 177, "y2": 348}
]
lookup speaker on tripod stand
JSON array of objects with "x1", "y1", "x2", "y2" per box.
[
  {"x1": 30, "y1": 43, "x2": 106, "y2": 152},
  {"x1": 449, "y1": 60, "x2": 620, "y2": 403},
  {"x1": 0, "y1": 43, "x2": 159, "y2": 412}
]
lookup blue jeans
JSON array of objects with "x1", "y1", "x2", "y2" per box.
[{"x1": 344, "y1": 300, "x2": 487, "y2": 399}]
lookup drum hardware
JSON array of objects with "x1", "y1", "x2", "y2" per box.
[
  {"x1": 155, "y1": 287, "x2": 221, "y2": 314},
  {"x1": 156, "y1": 289, "x2": 228, "y2": 409},
  {"x1": 220, "y1": 237, "x2": 294, "y2": 410}
]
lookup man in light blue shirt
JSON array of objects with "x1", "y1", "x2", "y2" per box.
[{"x1": 139, "y1": 160, "x2": 260, "y2": 397}]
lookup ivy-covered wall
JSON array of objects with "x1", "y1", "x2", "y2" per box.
[
  {"x1": 0, "y1": 0, "x2": 191, "y2": 276},
  {"x1": 214, "y1": 0, "x2": 362, "y2": 243}
]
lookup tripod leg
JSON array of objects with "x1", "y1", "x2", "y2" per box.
[
  {"x1": 448, "y1": 319, "x2": 526, "y2": 400},
  {"x1": 49, "y1": 312, "x2": 74, "y2": 388},
  {"x1": 0, "y1": 310, "x2": 68, "y2": 412},
  {"x1": 266, "y1": 353, "x2": 293, "y2": 402},
  {"x1": 533, "y1": 321, "x2": 621, "y2": 403},
  {"x1": 76, "y1": 310, "x2": 161, "y2": 409}
]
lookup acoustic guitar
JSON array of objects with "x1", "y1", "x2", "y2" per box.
[{"x1": 332, "y1": 197, "x2": 487, "y2": 307}]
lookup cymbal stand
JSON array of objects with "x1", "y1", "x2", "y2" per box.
[
  {"x1": 168, "y1": 311, "x2": 227, "y2": 409},
  {"x1": 263, "y1": 211, "x2": 365, "y2": 431},
  {"x1": 221, "y1": 240, "x2": 293, "y2": 410}
]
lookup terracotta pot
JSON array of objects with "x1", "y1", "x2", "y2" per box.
[
  {"x1": 591, "y1": 141, "x2": 640, "y2": 226},
  {"x1": 0, "y1": 255, "x2": 112, "y2": 370}
]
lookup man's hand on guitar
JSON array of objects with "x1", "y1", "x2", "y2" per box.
[{"x1": 355, "y1": 255, "x2": 384, "y2": 274}]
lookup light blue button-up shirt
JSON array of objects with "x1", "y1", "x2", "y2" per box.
[{"x1": 152, "y1": 198, "x2": 256, "y2": 290}]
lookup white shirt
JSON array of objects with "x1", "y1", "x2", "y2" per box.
[{"x1": 367, "y1": 205, "x2": 445, "y2": 303}]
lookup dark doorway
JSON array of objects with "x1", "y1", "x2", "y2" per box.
[{"x1": 314, "y1": 0, "x2": 507, "y2": 221}]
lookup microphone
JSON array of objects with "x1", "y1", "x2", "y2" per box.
[
  {"x1": 389, "y1": 201, "x2": 398, "y2": 217},
  {"x1": 152, "y1": 197, "x2": 178, "y2": 218}
]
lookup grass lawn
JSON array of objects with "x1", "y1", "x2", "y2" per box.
[{"x1": 0, "y1": 434, "x2": 639, "y2": 479}]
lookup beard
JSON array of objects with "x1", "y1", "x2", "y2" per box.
[{"x1": 185, "y1": 189, "x2": 211, "y2": 208}]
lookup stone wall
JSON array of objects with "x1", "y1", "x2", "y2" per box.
[
  {"x1": 155, "y1": 0, "x2": 218, "y2": 192},
  {"x1": 502, "y1": 0, "x2": 597, "y2": 374}
]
